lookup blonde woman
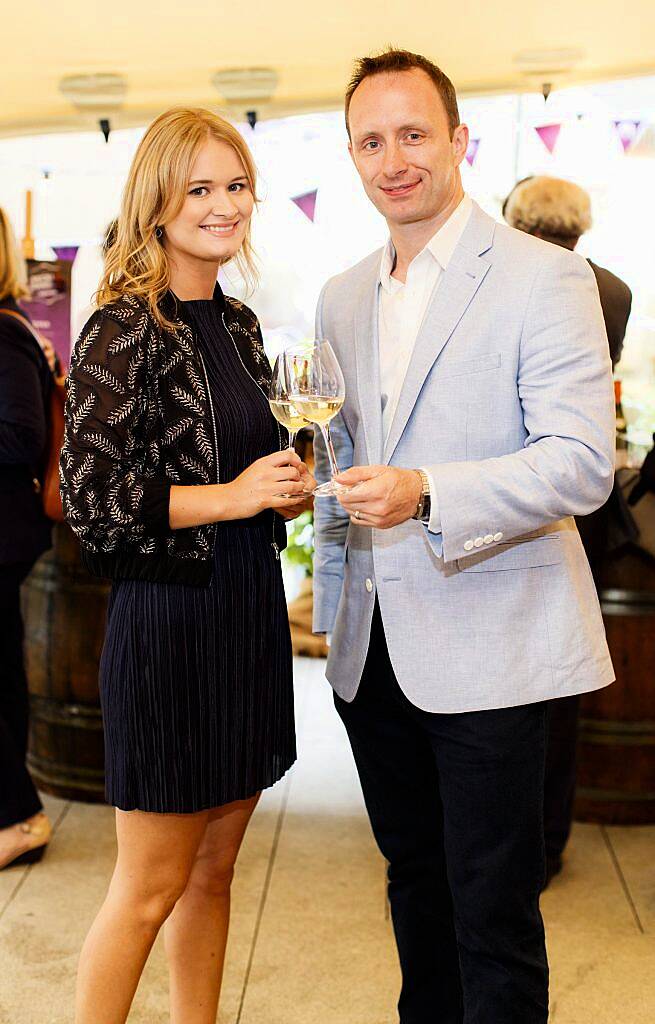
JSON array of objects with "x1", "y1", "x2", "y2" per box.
[
  {"x1": 61, "y1": 108, "x2": 313, "y2": 1023},
  {"x1": 0, "y1": 207, "x2": 53, "y2": 871}
]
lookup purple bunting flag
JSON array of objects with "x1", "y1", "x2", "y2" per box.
[
  {"x1": 291, "y1": 190, "x2": 318, "y2": 222},
  {"x1": 53, "y1": 246, "x2": 79, "y2": 264},
  {"x1": 535, "y1": 123, "x2": 562, "y2": 154},
  {"x1": 465, "y1": 138, "x2": 480, "y2": 167},
  {"x1": 613, "y1": 120, "x2": 641, "y2": 152}
]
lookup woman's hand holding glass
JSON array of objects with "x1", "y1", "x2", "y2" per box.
[
  {"x1": 225, "y1": 450, "x2": 311, "y2": 519},
  {"x1": 276, "y1": 461, "x2": 316, "y2": 519}
]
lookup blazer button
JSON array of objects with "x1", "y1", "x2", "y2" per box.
[
  {"x1": 484, "y1": 534, "x2": 493, "y2": 544},
  {"x1": 365, "y1": 578, "x2": 373, "y2": 593},
  {"x1": 463, "y1": 540, "x2": 474, "y2": 552},
  {"x1": 493, "y1": 532, "x2": 503, "y2": 542},
  {"x1": 474, "y1": 537, "x2": 484, "y2": 548}
]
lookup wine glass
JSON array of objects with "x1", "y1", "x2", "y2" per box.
[
  {"x1": 279, "y1": 340, "x2": 347, "y2": 499},
  {"x1": 269, "y1": 351, "x2": 312, "y2": 454},
  {"x1": 269, "y1": 350, "x2": 313, "y2": 498}
]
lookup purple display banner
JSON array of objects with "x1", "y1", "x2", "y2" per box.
[{"x1": 23, "y1": 259, "x2": 73, "y2": 369}]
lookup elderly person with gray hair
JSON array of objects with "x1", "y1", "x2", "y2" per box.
[
  {"x1": 504, "y1": 175, "x2": 632, "y2": 887},
  {"x1": 504, "y1": 175, "x2": 631, "y2": 366}
]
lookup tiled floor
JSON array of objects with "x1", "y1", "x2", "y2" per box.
[{"x1": 0, "y1": 657, "x2": 653, "y2": 1023}]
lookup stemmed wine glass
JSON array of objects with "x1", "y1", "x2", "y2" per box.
[
  {"x1": 269, "y1": 340, "x2": 347, "y2": 498},
  {"x1": 269, "y1": 350, "x2": 313, "y2": 499},
  {"x1": 269, "y1": 350, "x2": 312, "y2": 454}
]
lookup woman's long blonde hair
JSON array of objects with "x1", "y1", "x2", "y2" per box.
[
  {"x1": 97, "y1": 107, "x2": 259, "y2": 331},
  {"x1": 0, "y1": 207, "x2": 29, "y2": 303}
]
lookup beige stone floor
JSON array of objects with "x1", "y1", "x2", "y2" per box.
[{"x1": 0, "y1": 657, "x2": 654, "y2": 1023}]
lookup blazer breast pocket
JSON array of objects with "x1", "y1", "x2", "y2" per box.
[
  {"x1": 458, "y1": 534, "x2": 563, "y2": 572},
  {"x1": 435, "y1": 352, "x2": 501, "y2": 383}
]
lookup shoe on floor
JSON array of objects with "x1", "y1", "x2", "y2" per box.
[{"x1": 0, "y1": 812, "x2": 52, "y2": 870}]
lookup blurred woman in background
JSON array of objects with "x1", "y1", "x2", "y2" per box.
[{"x1": 0, "y1": 207, "x2": 53, "y2": 870}]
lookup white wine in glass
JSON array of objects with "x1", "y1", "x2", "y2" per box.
[
  {"x1": 268, "y1": 398, "x2": 312, "y2": 441},
  {"x1": 292, "y1": 397, "x2": 344, "y2": 425},
  {"x1": 282, "y1": 340, "x2": 348, "y2": 499},
  {"x1": 269, "y1": 352, "x2": 313, "y2": 499}
]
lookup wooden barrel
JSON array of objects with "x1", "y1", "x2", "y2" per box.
[
  {"x1": 575, "y1": 546, "x2": 655, "y2": 824},
  {"x1": 21, "y1": 523, "x2": 109, "y2": 802}
]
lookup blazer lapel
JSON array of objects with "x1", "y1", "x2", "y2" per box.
[
  {"x1": 383, "y1": 204, "x2": 495, "y2": 464},
  {"x1": 352, "y1": 259, "x2": 384, "y2": 465}
]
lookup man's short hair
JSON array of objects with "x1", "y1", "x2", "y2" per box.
[{"x1": 345, "y1": 48, "x2": 460, "y2": 137}]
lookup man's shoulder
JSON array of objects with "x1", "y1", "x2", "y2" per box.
[
  {"x1": 320, "y1": 248, "x2": 383, "y2": 307},
  {"x1": 493, "y1": 220, "x2": 572, "y2": 262},
  {"x1": 492, "y1": 222, "x2": 595, "y2": 289}
]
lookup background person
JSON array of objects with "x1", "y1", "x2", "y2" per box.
[
  {"x1": 0, "y1": 207, "x2": 52, "y2": 871},
  {"x1": 312, "y1": 49, "x2": 615, "y2": 1024},
  {"x1": 504, "y1": 175, "x2": 633, "y2": 885},
  {"x1": 61, "y1": 107, "x2": 313, "y2": 1024},
  {"x1": 503, "y1": 175, "x2": 631, "y2": 367}
]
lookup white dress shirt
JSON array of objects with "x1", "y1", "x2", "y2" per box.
[{"x1": 378, "y1": 193, "x2": 473, "y2": 533}]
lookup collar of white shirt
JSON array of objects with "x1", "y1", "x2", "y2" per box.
[{"x1": 379, "y1": 193, "x2": 474, "y2": 293}]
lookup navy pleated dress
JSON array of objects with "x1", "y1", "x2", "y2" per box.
[{"x1": 99, "y1": 292, "x2": 296, "y2": 813}]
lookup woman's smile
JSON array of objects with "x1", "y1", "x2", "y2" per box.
[{"x1": 200, "y1": 221, "x2": 239, "y2": 236}]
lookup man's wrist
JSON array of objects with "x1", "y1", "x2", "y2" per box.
[{"x1": 411, "y1": 469, "x2": 431, "y2": 522}]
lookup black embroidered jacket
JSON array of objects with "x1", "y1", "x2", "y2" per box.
[{"x1": 60, "y1": 289, "x2": 286, "y2": 586}]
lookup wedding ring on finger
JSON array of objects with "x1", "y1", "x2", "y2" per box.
[{"x1": 354, "y1": 510, "x2": 362, "y2": 520}]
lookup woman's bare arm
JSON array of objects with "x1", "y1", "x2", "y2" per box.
[{"x1": 168, "y1": 450, "x2": 310, "y2": 529}]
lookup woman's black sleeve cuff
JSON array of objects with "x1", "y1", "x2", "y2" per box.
[{"x1": 141, "y1": 478, "x2": 172, "y2": 536}]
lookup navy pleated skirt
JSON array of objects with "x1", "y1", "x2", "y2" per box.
[{"x1": 98, "y1": 292, "x2": 296, "y2": 813}]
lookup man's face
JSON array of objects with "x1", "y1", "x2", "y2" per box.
[{"x1": 348, "y1": 69, "x2": 468, "y2": 229}]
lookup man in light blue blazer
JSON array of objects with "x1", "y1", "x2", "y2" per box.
[{"x1": 312, "y1": 49, "x2": 615, "y2": 1024}]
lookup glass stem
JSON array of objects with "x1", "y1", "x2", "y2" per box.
[
  {"x1": 321, "y1": 423, "x2": 340, "y2": 478},
  {"x1": 288, "y1": 431, "x2": 297, "y2": 452}
]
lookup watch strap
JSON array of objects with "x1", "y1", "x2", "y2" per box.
[{"x1": 413, "y1": 469, "x2": 431, "y2": 523}]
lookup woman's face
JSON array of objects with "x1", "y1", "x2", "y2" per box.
[{"x1": 163, "y1": 137, "x2": 254, "y2": 268}]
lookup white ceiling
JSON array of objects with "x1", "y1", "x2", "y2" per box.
[{"x1": 5, "y1": 0, "x2": 655, "y2": 136}]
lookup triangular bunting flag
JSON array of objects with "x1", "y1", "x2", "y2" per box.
[
  {"x1": 535, "y1": 124, "x2": 561, "y2": 154},
  {"x1": 613, "y1": 120, "x2": 641, "y2": 152},
  {"x1": 53, "y1": 246, "x2": 79, "y2": 263},
  {"x1": 291, "y1": 190, "x2": 317, "y2": 222},
  {"x1": 465, "y1": 139, "x2": 480, "y2": 167},
  {"x1": 627, "y1": 123, "x2": 655, "y2": 159}
]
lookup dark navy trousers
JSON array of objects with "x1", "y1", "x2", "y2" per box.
[{"x1": 334, "y1": 601, "x2": 549, "y2": 1024}]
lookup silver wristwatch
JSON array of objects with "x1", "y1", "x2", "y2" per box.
[{"x1": 412, "y1": 469, "x2": 431, "y2": 524}]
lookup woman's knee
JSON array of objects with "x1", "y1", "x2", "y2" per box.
[
  {"x1": 111, "y1": 869, "x2": 190, "y2": 929},
  {"x1": 188, "y1": 851, "x2": 238, "y2": 898}
]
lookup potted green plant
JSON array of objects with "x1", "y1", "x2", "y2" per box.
[{"x1": 283, "y1": 511, "x2": 327, "y2": 657}]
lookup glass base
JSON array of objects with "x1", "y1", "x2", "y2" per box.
[
  {"x1": 278, "y1": 488, "x2": 314, "y2": 500},
  {"x1": 313, "y1": 480, "x2": 351, "y2": 498}
]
